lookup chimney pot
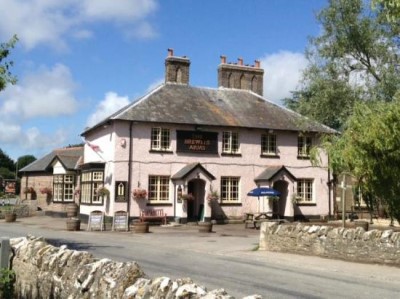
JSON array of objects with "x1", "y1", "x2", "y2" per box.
[
  {"x1": 220, "y1": 55, "x2": 227, "y2": 64},
  {"x1": 167, "y1": 48, "x2": 174, "y2": 57},
  {"x1": 254, "y1": 60, "x2": 260, "y2": 68},
  {"x1": 238, "y1": 57, "x2": 243, "y2": 66}
]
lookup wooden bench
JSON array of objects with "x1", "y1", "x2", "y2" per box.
[
  {"x1": 140, "y1": 209, "x2": 167, "y2": 225},
  {"x1": 244, "y1": 212, "x2": 287, "y2": 229}
]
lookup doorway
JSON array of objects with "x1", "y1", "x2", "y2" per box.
[
  {"x1": 186, "y1": 179, "x2": 205, "y2": 221},
  {"x1": 273, "y1": 180, "x2": 289, "y2": 218}
]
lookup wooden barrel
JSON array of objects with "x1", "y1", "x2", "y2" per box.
[
  {"x1": 133, "y1": 222, "x2": 149, "y2": 233},
  {"x1": 66, "y1": 203, "x2": 78, "y2": 217},
  {"x1": 5, "y1": 213, "x2": 17, "y2": 222},
  {"x1": 66, "y1": 218, "x2": 81, "y2": 231}
]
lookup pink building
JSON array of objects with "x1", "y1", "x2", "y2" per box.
[{"x1": 79, "y1": 50, "x2": 335, "y2": 223}]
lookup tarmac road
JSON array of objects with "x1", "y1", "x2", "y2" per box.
[{"x1": 1, "y1": 216, "x2": 400, "y2": 298}]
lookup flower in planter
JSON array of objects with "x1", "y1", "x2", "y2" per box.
[
  {"x1": 96, "y1": 186, "x2": 110, "y2": 197},
  {"x1": 133, "y1": 188, "x2": 147, "y2": 200},
  {"x1": 181, "y1": 193, "x2": 194, "y2": 201},
  {"x1": 74, "y1": 187, "x2": 80, "y2": 197}
]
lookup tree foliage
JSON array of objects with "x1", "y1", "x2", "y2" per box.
[
  {"x1": 285, "y1": 0, "x2": 400, "y2": 130},
  {"x1": 0, "y1": 149, "x2": 15, "y2": 173},
  {"x1": 322, "y1": 95, "x2": 400, "y2": 223},
  {"x1": 17, "y1": 155, "x2": 36, "y2": 171},
  {"x1": 0, "y1": 35, "x2": 18, "y2": 91}
]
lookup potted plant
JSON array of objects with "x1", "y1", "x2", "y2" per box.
[
  {"x1": 132, "y1": 188, "x2": 147, "y2": 200},
  {"x1": 3, "y1": 198, "x2": 19, "y2": 222}
]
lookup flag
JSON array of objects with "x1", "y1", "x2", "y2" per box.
[{"x1": 87, "y1": 141, "x2": 101, "y2": 152}]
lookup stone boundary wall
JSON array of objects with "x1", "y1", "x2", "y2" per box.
[
  {"x1": 259, "y1": 222, "x2": 400, "y2": 266},
  {"x1": 10, "y1": 236, "x2": 260, "y2": 299}
]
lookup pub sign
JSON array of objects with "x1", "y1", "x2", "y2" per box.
[{"x1": 176, "y1": 130, "x2": 218, "y2": 154}]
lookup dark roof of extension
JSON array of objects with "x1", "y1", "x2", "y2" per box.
[
  {"x1": 19, "y1": 147, "x2": 84, "y2": 173},
  {"x1": 82, "y1": 83, "x2": 336, "y2": 135}
]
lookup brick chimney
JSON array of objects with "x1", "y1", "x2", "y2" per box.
[
  {"x1": 165, "y1": 48, "x2": 190, "y2": 85},
  {"x1": 218, "y1": 56, "x2": 264, "y2": 96}
]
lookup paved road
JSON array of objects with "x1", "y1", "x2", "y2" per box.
[{"x1": 1, "y1": 216, "x2": 400, "y2": 298}]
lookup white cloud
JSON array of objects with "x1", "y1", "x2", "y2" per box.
[
  {"x1": 0, "y1": 122, "x2": 22, "y2": 143},
  {"x1": 82, "y1": 0, "x2": 157, "y2": 22},
  {"x1": 260, "y1": 51, "x2": 308, "y2": 103},
  {"x1": 87, "y1": 92, "x2": 130, "y2": 127},
  {"x1": 0, "y1": 0, "x2": 158, "y2": 50},
  {"x1": 0, "y1": 64, "x2": 79, "y2": 119}
]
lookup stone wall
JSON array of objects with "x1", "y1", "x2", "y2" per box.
[
  {"x1": 259, "y1": 222, "x2": 400, "y2": 266},
  {"x1": 10, "y1": 236, "x2": 259, "y2": 298}
]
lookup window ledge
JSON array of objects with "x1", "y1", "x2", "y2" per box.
[
  {"x1": 297, "y1": 156, "x2": 310, "y2": 160},
  {"x1": 295, "y1": 202, "x2": 316, "y2": 206},
  {"x1": 149, "y1": 150, "x2": 173, "y2": 154},
  {"x1": 260, "y1": 154, "x2": 280, "y2": 159},
  {"x1": 80, "y1": 203, "x2": 104, "y2": 206},
  {"x1": 220, "y1": 202, "x2": 242, "y2": 207},
  {"x1": 147, "y1": 203, "x2": 173, "y2": 207},
  {"x1": 221, "y1": 153, "x2": 242, "y2": 157}
]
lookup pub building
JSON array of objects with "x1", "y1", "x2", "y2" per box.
[{"x1": 22, "y1": 49, "x2": 336, "y2": 223}]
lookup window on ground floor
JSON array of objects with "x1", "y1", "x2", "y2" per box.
[
  {"x1": 148, "y1": 175, "x2": 170, "y2": 203},
  {"x1": 80, "y1": 171, "x2": 104, "y2": 205},
  {"x1": 53, "y1": 174, "x2": 75, "y2": 203},
  {"x1": 296, "y1": 179, "x2": 314, "y2": 203},
  {"x1": 221, "y1": 176, "x2": 240, "y2": 203}
]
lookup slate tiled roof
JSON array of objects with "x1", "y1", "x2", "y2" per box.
[
  {"x1": 254, "y1": 165, "x2": 296, "y2": 182},
  {"x1": 19, "y1": 147, "x2": 83, "y2": 173},
  {"x1": 171, "y1": 163, "x2": 216, "y2": 180},
  {"x1": 82, "y1": 83, "x2": 336, "y2": 135}
]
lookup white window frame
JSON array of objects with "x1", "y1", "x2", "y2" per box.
[
  {"x1": 222, "y1": 131, "x2": 240, "y2": 154},
  {"x1": 151, "y1": 127, "x2": 170, "y2": 151},
  {"x1": 148, "y1": 175, "x2": 170, "y2": 202},
  {"x1": 298, "y1": 135, "x2": 312, "y2": 158},
  {"x1": 221, "y1": 176, "x2": 240, "y2": 203},
  {"x1": 261, "y1": 133, "x2": 277, "y2": 155},
  {"x1": 80, "y1": 171, "x2": 104, "y2": 205},
  {"x1": 297, "y1": 179, "x2": 314, "y2": 203},
  {"x1": 53, "y1": 174, "x2": 75, "y2": 203}
]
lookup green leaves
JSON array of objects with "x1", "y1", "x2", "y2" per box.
[{"x1": 0, "y1": 35, "x2": 18, "y2": 92}]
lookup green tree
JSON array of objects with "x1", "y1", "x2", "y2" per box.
[
  {"x1": 0, "y1": 35, "x2": 18, "y2": 91},
  {"x1": 373, "y1": 0, "x2": 400, "y2": 22},
  {"x1": 322, "y1": 96, "x2": 400, "y2": 224},
  {"x1": 0, "y1": 149, "x2": 15, "y2": 173},
  {"x1": 285, "y1": 0, "x2": 400, "y2": 130},
  {"x1": 16, "y1": 155, "x2": 36, "y2": 172}
]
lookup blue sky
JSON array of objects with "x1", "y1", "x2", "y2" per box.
[{"x1": 0, "y1": 0, "x2": 327, "y2": 161}]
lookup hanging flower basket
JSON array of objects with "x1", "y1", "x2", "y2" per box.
[
  {"x1": 181, "y1": 193, "x2": 194, "y2": 201},
  {"x1": 133, "y1": 188, "x2": 147, "y2": 200},
  {"x1": 207, "y1": 191, "x2": 219, "y2": 202},
  {"x1": 96, "y1": 187, "x2": 110, "y2": 197},
  {"x1": 40, "y1": 187, "x2": 52, "y2": 196}
]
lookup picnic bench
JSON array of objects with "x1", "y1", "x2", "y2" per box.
[
  {"x1": 140, "y1": 209, "x2": 167, "y2": 225},
  {"x1": 244, "y1": 212, "x2": 287, "y2": 229}
]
